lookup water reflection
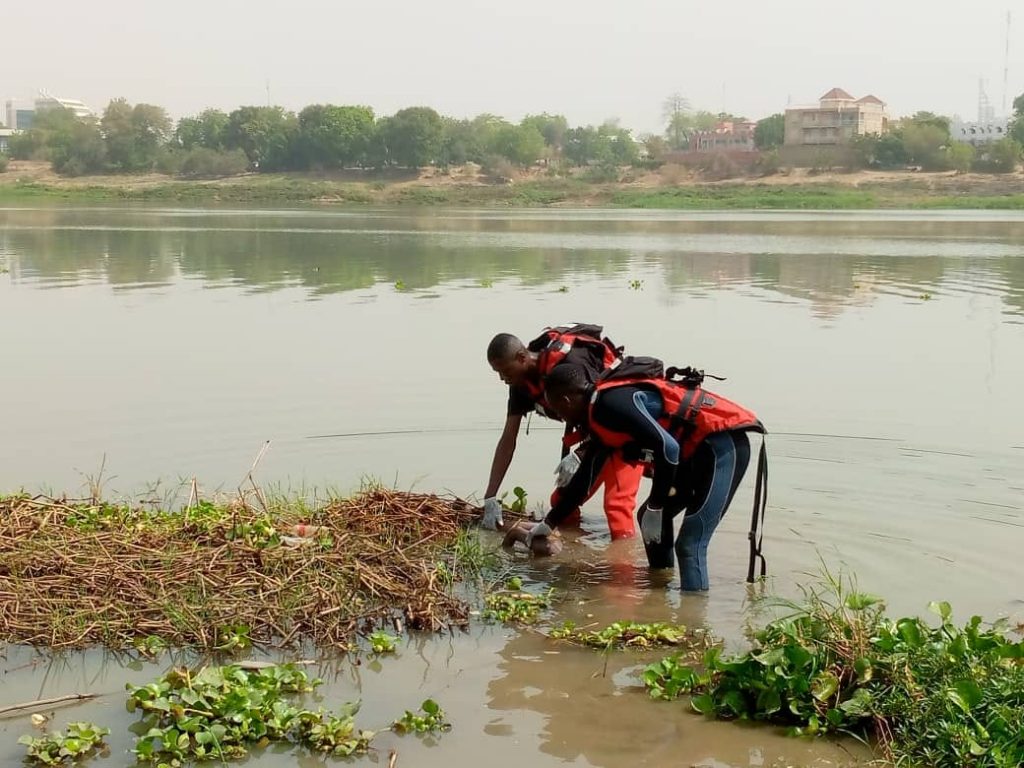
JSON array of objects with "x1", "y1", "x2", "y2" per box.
[{"x1": 2, "y1": 206, "x2": 1024, "y2": 318}]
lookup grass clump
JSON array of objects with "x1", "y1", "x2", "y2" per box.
[
  {"x1": 0, "y1": 487, "x2": 478, "y2": 649},
  {"x1": 642, "y1": 573, "x2": 1024, "y2": 767}
]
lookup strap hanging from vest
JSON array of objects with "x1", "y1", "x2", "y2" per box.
[{"x1": 746, "y1": 437, "x2": 769, "y2": 583}]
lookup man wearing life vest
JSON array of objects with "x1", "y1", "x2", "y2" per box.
[
  {"x1": 481, "y1": 324, "x2": 644, "y2": 540},
  {"x1": 536, "y1": 361, "x2": 767, "y2": 591}
]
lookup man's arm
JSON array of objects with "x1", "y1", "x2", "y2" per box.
[
  {"x1": 595, "y1": 385, "x2": 680, "y2": 508},
  {"x1": 485, "y1": 413, "x2": 522, "y2": 498},
  {"x1": 544, "y1": 442, "x2": 612, "y2": 528}
]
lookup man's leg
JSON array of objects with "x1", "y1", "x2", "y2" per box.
[
  {"x1": 675, "y1": 432, "x2": 750, "y2": 591},
  {"x1": 599, "y1": 453, "x2": 644, "y2": 540}
]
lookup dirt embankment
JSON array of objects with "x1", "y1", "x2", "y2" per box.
[{"x1": 2, "y1": 160, "x2": 1024, "y2": 206}]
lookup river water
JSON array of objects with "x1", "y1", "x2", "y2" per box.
[{"x1": 1, "y1": 205, "x2": 1022, "y2": 767}]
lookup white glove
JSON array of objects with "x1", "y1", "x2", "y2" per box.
[
  {"x1": 554, "y1": 451, "x2": 582, "y2": 488},
  {"x1": 640, "y1": 504, "x2": 663, "y2": 545},
  {"x1": 524, "y1": 521, "x2": 553, "y2": 549},
  {"x1": 481, "y1": 497, "x2": 504, "y2": 530}
]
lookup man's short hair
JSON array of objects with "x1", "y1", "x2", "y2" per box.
[
  {"x1": 487, "y1": 333, "x2": 525, "y2": 362},
  {"x1": 543, "y1": 364, "x2": 592, "y2": 398}
]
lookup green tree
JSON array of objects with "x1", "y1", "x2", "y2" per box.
[
  {"x1": 175, "y1": 109, "x2": 229, "y2": 150},
  {"x1": 754, "y1": 114, "x2": 785, "y2": 149},
  {"x1": 520, "y1": 113, "x2": 569, "y2": 154},
  {"x1": 438, "y1": 118, "x2": 479, "y2": 167},
  {"x1": 906, "y1": 111, "x2": 951, "y2": 138},
  {"x1": 972, "y1": 138, "x2": 1021, "y2": 173},
  {"x1": 225, "y1": 106, "x2": 298, "y2": 170},
  {"x1": 51, "y1": 120, "x2": 107, "y2": 176},
  {"x1": 945, "y1": 142, "x2": 975, "y2": 174},
  {"x1": 640, "y1": 133, "x2": 668, "y2": 162},
  {"x1": 490, "y1": 123, "x2": 545, "y2": 167},
  {"x1": 1010, "y1": 92, "x2": 1024, "y2": 145},
  {"x1": 564, "y1": 123, "x2": 638, "y2": 167},
  {"x1": 901, "y1": 123, "x2": 949, "y2": 170},
  {"x1": 295, "y1": 104, "x2": 375, "y2": 169},
  {"x1": 101, "y1": 99, "x2": 171, "y2": 171},
  {"x1": 9, "y1": 107, "x2": 78, "y2": 160},
  {"x1": 692, "y1": 111, "x2": 719, "y2": 131},
  {"x1": 382, "y1": 107, "x2": 443, "y2": 168}
]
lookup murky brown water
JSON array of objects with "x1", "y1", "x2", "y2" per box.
[{"x1": 2, "y1": 205, "x2": 1022, "y2": 766}]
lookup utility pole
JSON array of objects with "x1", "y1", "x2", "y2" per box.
[{"x1": 1003, "y1": 11, "x2": 1012, "y2": 116}]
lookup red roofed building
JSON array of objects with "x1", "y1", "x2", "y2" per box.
[{"x1": 784, "y1": 88, "x2": 888, "y2": 146}]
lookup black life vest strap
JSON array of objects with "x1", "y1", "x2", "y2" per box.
[{"x1": 747, "y1": 437, "x2": 769, "y2": 583}]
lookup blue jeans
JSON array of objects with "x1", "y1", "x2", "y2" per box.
[{"x1": 643, "y1": 431, "x2": 750, "y2": 590}]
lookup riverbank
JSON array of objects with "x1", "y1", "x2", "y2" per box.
[{"x1": 3, "y1": 160, "x2": 1024, "y2": 209}]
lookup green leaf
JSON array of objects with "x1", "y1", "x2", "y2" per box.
[
  {"x1": 844, "y1": 592, "x2": 883, "y2": 610},
  {"x1": 897, "y1": 618, "x2": 923, "y2": 647},
  {"x1": 421, "y1": 699, "x2": 440, "y2": 716},
  {"x1": 928, "y1": 600, "x2": 953, "y2": 622},
  {"x1": 690, "y1": 693, "x2": 715, "y2": 715},
  {"x1": 853, "y1": 656, "x2": 873, "y2": 682},
  {"x1": 811, "y1": 671, "x2": 839, "y2": 703},
  {"x1": 946, "y1": 680, "x2": 983, "y2": 714}
]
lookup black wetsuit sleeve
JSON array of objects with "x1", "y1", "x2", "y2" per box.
[{"x1": 589, "y1": 385, "x2": 680, "y2": 509}]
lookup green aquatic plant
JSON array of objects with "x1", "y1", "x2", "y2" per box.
[
  {"x1": 628, "y1": 279, "x2": 644, "y2": 290},
  {"x1": 499, "y1": 486, "x2": 528, "y2": 515},
  {"x1": 483, "y1": 578, "x2": 553, "y2": 624},
  {"x1": 213, "y1": 624, "x2": 252, "y2": 651},
  {"x1": 551, "y1": 620, "x2": 698, "y2": 650},
  {"x1": 368, "y1": 630, "x2": 398, "y2": 654},
  {"x1": 19, "y1": 722, "x2": 110, "y2": 765},
  {"x1": 642, "y1": 574, "x2": 1024, "y2": 767},
  {"x1": 394, "y1": 280, "x2": 407, "y2": 291},
  {"x1": 132, "y1": 635, "x2": 168, "y2": 657},
  {"x1": 392, "y1": 699, "x2": 450, "y2": 734},
  {"x1": 126, "y1": 663, "x2": 375, "y2": 762}
]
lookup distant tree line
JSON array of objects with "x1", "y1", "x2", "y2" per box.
[
  {"x1": 2, "y1": 92, "x2": 1023, "y2": 178},
  {"x1": 4, "y1": 100, "x2": 641, "y2": 178}
]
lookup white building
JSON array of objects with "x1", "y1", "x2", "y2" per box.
[
  {"x1": 35, "y1": 92, "x2": 94, "y2": 119},
  {"x1": 950, "y1": 118, "x2": 1011, "y2": 146}
]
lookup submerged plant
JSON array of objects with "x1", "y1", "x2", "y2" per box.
[
  {"x1": 19, "y1": 722, "x2": 110, "y2": 765},
  {"x1": 642, "y1": 574, "x2": 1024, "y2": 767},
  {"x1": 551, "y1": 620, "x2": 700, "y2": 650},
  {"x1": 392, "y1": 699, "x2": 450, "y2": 734},
  {"x1": 483, "y1": 578, "x2": 553, "y2": 624}
]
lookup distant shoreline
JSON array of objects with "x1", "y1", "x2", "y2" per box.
[{"x1": 2, "y1": 161, "x2": 1024, "y2": 210}]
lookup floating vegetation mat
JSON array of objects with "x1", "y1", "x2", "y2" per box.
[{"x1": 0, "y1": 488, "x2": 480, "y2": 650}]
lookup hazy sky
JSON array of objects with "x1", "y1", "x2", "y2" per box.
[{"x1": 5, "y1": 0, "x2": 1022, "y2": 133}]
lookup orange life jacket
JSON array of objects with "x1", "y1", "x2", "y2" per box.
[
  {"x1": 587, "y1": 375, "x2": 764, "y2": 460},
  {"x1": 521, "y1": 324, "x2": 623, "y2": 409}
]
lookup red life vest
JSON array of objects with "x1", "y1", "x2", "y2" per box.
[
  {"x1": 587, "y1": 375, "x2": 764, "y2": 460},
  {"x1": 520, "y1": 324, "x2": 623, "y2": 406}
]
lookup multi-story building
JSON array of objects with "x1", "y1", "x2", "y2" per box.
[
  {"x1": 689, "y1": 120, "x2": 757, "y2": 153},
  {"x1": 4, "y1": 100, "x2": 36, "y2": 131},
  {"x1": 784, "y1": 88, "x2": 888, "y2": 146}
]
